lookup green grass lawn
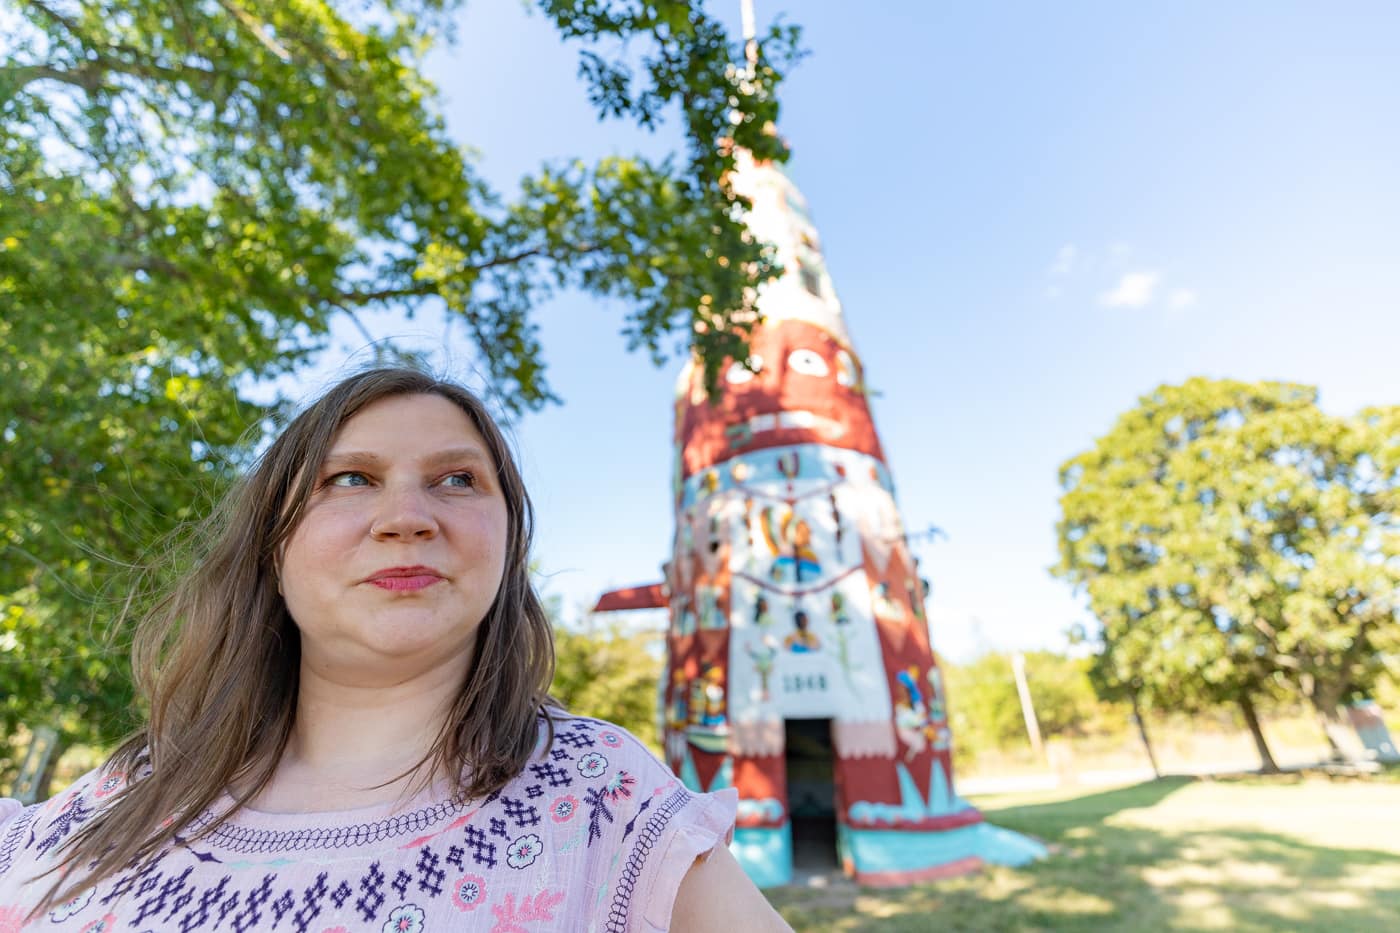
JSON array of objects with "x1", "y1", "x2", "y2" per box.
[{"x1": 767, "y1": 772, "x2": 1400, "y2": 932}]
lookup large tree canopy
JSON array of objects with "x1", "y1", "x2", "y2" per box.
[
  {"x1": 1053, "y1": 378, "x2": 1400, "y2": 767},
  {"x1": 0, "y1": 0, "x2": 802, "y2": 780}
]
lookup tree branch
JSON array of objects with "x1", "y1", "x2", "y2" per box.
[
  {"x1": 335, "y1": 282, "x2": 440, "y2": 305},
  {"x1": 216, "y1": 0, "x2": 292, "y2": 62},
  {"x1": 2, "y1": 62, "x2": 106, "y2": 94},
  {"x1": 4, "y1": 52, "x2": 220, "y2": 100},
  {"x1": 112, "y1": 253, "x2": 190, "y2": 281},
  {"x1": 332, "y1": 245, "x2": 602, "y2": 306}
]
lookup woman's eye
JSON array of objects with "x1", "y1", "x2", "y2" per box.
[
  {"x1": 787, "y1": 348, "x2": 830, "y2": 377},
  {"x1": 326, "y1": 472, "x2": 370, "y2": 488},
  {"x1": 441, "y1": 472, "x2": 476, "y2": 489}
]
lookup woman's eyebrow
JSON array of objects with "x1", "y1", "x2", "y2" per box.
[
  {"x1": 319, "y1": 450, "x2": 383, "y2": 472},
  {"x1": 320, "y1": 448, "x2": 494, "y2": 471},
  {"x1": 422, "y1": 447, "x2": 494, "y2": 471}
]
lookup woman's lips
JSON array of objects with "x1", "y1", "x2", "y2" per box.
[
  {"x1": 369, "y1": 575, "x2": 443, "y2": 592},
  {"x1": 364, "y1": 567, "x2": 445, "y2": 591}
]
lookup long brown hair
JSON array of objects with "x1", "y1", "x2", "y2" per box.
[{"x1": 41, "y1": 367, "x2": 557, "y2": 908}]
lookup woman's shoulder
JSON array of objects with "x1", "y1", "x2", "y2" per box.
[
  {"x1": 535, "y1": 712, "x2": 740, "y2": 931},
  {"x1": 530, "y1": 710, "x2": 735, "y2": 851},
  {"x1": 539, "y1": 711, "x2": 664, "y2": 767}
]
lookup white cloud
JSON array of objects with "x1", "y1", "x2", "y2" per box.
[
  {"x1": 1167, "y1": 288, "x2": 1198, "y2": 310},
  {"x1": 1049, "y1": 244, "x2": 1077, "y2": 277},
  {"x1": 1099, "y1": 271, "x2": 1159, "y2": 308}
]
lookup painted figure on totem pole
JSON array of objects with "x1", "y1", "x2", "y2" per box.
[{"x1": 594, "y1": 147, "x2": 1045, "y2": 886}]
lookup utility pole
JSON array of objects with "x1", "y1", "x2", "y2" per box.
[{"x1": 1011, "y1": 652, "x2": 1044, "y2": 757}]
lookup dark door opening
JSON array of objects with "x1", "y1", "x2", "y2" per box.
[{"x1": 784, "y1": 718, "x2": 838, "y2": 872}]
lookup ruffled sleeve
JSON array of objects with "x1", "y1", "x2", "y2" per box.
[
  {"x1": 576, "y1": 719, "x2": 738, "y2": 933},
  {"x1": 631, "y1": 784, "x2": 737, "y2": 932}
]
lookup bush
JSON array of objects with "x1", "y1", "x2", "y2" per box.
[{"x1": 550, "y1": 616, "x2": 664, "y2": 752}]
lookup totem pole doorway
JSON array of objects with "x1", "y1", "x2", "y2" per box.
[{"x1": 784, "y1": 718, "x2": 838, "y2": 872}]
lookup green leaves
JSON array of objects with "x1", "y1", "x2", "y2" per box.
[
  {"x1": 1053, "y1": 377, "x2": 1400, "y2": 722},
  {"x1": 945, "y1": 651, "x2": 1108, "y2": 760},
  {"x1": 551, "y1": 617, "x2": 663, "y2": 751},
  {"x1": 1, "y1": 0, "x2": 804, "y2": 782}
]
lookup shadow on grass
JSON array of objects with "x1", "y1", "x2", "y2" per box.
[
  {"x1": 984, "y1": 775, "x2": 1195, "y2": 836},
  {"x1": 768, "y1": 777, "x2": 1400, "y2": 933}
]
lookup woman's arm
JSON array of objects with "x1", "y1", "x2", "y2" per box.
[{"x1": 670, "y1": 844, "x2": 794, "y2": 932}]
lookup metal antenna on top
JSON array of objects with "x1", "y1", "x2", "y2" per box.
[{"x1": 740, "y1": 0, "x2": 758, "y2": 73}]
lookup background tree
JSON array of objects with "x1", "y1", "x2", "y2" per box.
[
  {"x1": 550, "y1": 613, "x2": 664, "y2": 752},
  {"x1": 0, "y1": 0, "x2": 802, "y2": 785},
  {"x1": 1053, "y1": 378, "x2": 1400, "y2": 769},
  {"x1": 944, "y1": 650, "x2": 1109, "y2": 764}
]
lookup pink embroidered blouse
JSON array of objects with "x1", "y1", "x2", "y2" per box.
[{"x1": 0, "y1": 715, "x2": 736, "y2": 932}]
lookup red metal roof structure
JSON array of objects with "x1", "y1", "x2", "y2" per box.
[{"x1": 592, "y1": 583, "x2": 667, "y2": 613}]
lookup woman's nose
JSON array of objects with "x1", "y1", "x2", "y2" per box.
[{"x1": 369, "y1": 485, "x2": 440, "y2": 540}]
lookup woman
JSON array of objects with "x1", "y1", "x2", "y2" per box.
[{"x1": 0, "y1": 368, "x2": 790, "y2": 932}]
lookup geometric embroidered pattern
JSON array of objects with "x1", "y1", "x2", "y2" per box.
[
  {"x1": 193, "y1": 796, "x2": 470, "y2": 854},
  {"x1": 500, "y1": 796, "x2": 540, "y2": 828},
  {"x1": 462, "y1": 825, "x2": 499, "y2": 869},
  {"x1": 556, "y1": 731, "x2": 596, "y2": 749},
  {"x1": 530, "y1": 761, "x2": 572, "y2": 788},
  {"x1": 0, "y1": 715, "x2": 722, "y2": 933}
]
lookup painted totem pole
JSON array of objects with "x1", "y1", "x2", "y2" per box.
[{"x1": 595, "y1": 148, "x2": 1044, "y2": 886}]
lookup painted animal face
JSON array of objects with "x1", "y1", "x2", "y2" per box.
[{"x1": 677, "y1": 319, "x2": 884, "y2": 479}]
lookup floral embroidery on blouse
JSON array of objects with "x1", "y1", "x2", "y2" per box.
[
  {"x1": 0, "y1": 715, "x2": 733, "y2": 933},
  {"x1": 76, "y1": 914, "x2": 117, "y2": 933},
  {"x1": 93, "y1": 773, "x2": 125, "y2": 799},
  {"x1": 0, "y1": 904, "x2": 26, "y2": 933},
  {"x1": 604, "y1": 771, "x2": 637, "y2": 802},
  {"x1": 504, "y1": 833, "x2": 543, "y2": 870},
  {"x1": 488, "y1": 889, "x2": 565, "y2": 933},
  {"x1": 549, "y1": 794, "x2": 578, "y2": 823},
  {"x1": 48, "y1": 887, "x2": 94, "y2": 922},
  {"x1": 451, "y1": 872, "x2": 487, "y2": 911},
  {"x1": 576, "y1": 752, "x2": 608, "y2": 778},
  {"x1": 382, "y1": 903, "x2": 424, "y2": 933}
]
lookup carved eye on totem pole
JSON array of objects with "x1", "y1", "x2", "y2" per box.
[
  {"x1": 787, "y1": 348, "x2": 828, "y2": 377},
  {"x1": 679, "y1": 319, "x2": 883, "y2": 480}
]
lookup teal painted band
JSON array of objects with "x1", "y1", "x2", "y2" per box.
[
  {"x1": 845, "y1": 823, "x2": 1047, "y2": 874},
  {"x1": 732, "y1": 824, "x2": 794, "y2": 888}
]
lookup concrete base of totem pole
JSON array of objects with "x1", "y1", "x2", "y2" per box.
[
  {"x1": 727, "y1": 754, "x2": 1049, "y2": 888},
  {"x1": 732, "y1": 818, "x2": 1047, "y2": 889},
  {"x1": 733, "y1": 823, "x2": 1041, "y2": 885},
  {"x1": 732, "y1": 825, "x2": 796, "y2": 888},
  {"x1": 836, "y1": 820, "x2": 1048, "y2": 887}
]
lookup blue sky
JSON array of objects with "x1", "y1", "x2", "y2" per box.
[{"x1": 301, "y1": 1, "x2": 1400, "y2": 660}]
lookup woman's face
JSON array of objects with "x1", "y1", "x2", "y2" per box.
[{"x1": 279, "y1": 393, "x2": 511, "y2": 684}]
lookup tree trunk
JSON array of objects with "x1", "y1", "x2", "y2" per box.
[
  {"x1": 1238, "y1": 692, "x2": 1279, "y2": 773},
  {"x1": 1130, "y1": 690, "x2": 1161, "y2": 779},
  {"x1": 1310, "y1": 696, "x2": 1356, "y2": 763}
]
